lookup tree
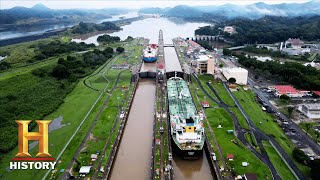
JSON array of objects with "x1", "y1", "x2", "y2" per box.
[
  {"x1": 116, "y1": 47, "x2": 125, "y2": 53},
  {"x1": 280, "y1": 94, "x2": 290, "y2": 101},
  {"x1": 287, "y1": 106, "x2": 294, "y2": 118},
  {"x1": 292, "y1": 147, "x2": 309, "y2": 165},
  {"x1": 223, "y1": 48, "x2": 232, "y2": 56},
  {"x1": 228, "y1": 77, "x2": 236, "y2": 84},
  {"x1": 219, "y1": 64, "x2": 224, "y2": 68},
  {"x1": 310, "y1": 159, "x2": 320, "y2": 180},
  {"x1": 67, "y1": 55, "x2": 76, "y2": 61},
  {"x1": 126, "y1": 36, "x2": 134, "y2": 41},
  {"x1": 32, "y1": 68, "x2": 48, "y2": 77},
  {"x1": 51, "y1": 64, "x2": 70, "y2": 79},
  {"x1": 103, "y1": 47, "x2": 114, "y2": 54},
  {"x1": 305, "y1": 123, "x2": 313, "y2": 133}
]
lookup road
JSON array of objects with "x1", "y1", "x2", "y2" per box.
[
  {"x1": 223, "y1": 82, "x2": 305, "y2": 179},
  {"x1": 221, "y1": 55, "x2": 320, "y2": 156},
  {"x1": 248, "y1": 78, "x2": 320, "y2": 155},
  {"x1": 192, "y1": 74, "x2": 280, "y2": 180}
]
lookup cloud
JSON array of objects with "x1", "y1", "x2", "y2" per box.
[{"x1": 247, "y1": 4, "x2": 288, "y2": 16}]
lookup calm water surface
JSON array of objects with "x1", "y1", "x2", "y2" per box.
[
  {"x1": 72, "y1": 17, "x2": 210, "y2": 45},
  {"x1": 0, "y1": 12, "x2": 138, "y2": 40}
]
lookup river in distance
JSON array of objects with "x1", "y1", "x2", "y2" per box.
[
  {"x1": 72, "y1": 17, "x2": 211, "y2": 45},
  {"x1": 0, "y1": 12, "x2": 139, "y2": 40}
]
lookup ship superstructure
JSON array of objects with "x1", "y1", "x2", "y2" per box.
[
  {"x1": 143, "y1": 44, "x2": 158, "y2": 63},
  {"x1": 167, "y1": 76, "x2": 205, "y2": 157}
]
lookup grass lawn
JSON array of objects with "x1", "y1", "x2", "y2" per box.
[
  {"x1": 244, "y1": 132, "x2": 259, "y2": 151},
  {"x1": 233, "y1": 87, "x2": 311, "y2": 176},
  {"x1": 0, "y1": 58, "x2": 112, "y2": 180},
  {"x1": 205, "y1": 108, "x2": 272, "y2": 180},
  {"x1": 197, "y1": 75, "x2": 249, "y2": 129},
  {"x1": 0, "y1": 39, "x2": 141, "y2": 180},
  {"x1": 262, "y1": 141, "x2": 296, "y2": 180}
]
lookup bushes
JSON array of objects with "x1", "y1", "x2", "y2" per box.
[
  {"x1": 97, "y1": 35, "x2": 120, "y2": 43},
  {"x1": 293, "y1": 147, "x2": 309, "y2": 165},
  {"x1": 32, "y1": 67, "x2": 48, "y2": 77},
  {"x1": 51, "y1": 64, "x2": 71, "y2": 79},
  {"x1": 0, "y1": 73, "x2": 73, "y2": 153},
  {"x1": 71, "y1": 21, "x2": 121, "y2": 34},
  {"x1": 116, "y1": 47, "x2": 125, "y2": 53},
  {"x1": 0, "y1": 45, "x2": 115, "y2": 153},
  {"x1": 237, "y1": 55, "x2": 320, "y2": 90}
]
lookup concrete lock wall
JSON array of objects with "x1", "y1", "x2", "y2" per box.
[{"x1": 138, "y1": 72, "x2": 157, "y2": 79}]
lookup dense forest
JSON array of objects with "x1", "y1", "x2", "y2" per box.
[
  {"x1": 0, "y1": 41, "x2": 95, "y2": 71},
  {"x1": 97, "y1": 34, "x2": 121, "y2": 42},
  {"x1": 234, "y1": 53, "x2": 320, "y2": 90},
  {"x1": 195, "y1": 16, "x2": 320, "y2": 45},
  {"x1": 0, "y1": 46, "x2": 118, "y2": 153},
  {"x1": 71, "y1": 22, "x2": 121, "y2": 34}
]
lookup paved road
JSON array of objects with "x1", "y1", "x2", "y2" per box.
[
  {"x1": 223, "y1": 82, "x2": 305, "y2": 180},
  {"x1": 192, "y1": 74, "x2": 280, "y2": 180},
  {"x1": 248, "y1": 78, "x2": 320, "y2": 155}
]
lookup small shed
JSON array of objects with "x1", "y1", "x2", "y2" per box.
[
  {"x1": 79, "y1": 166, "x2": 92, "y2": 174},
  {"x1": 91, "y1": 154, "x2": 98, "y2": 161},
  {"x1": 226, "y1": 130, "x2": 234, "y2": 134},
  {"x1": 242, "y1": 162, "x2": 249, "y2": 167},
  {"x1": 227, "y1": 154, "x2": 234, "y2": 161},
  {"x1": 202, "y1": 101, "x2": 210, "y2": 108}
]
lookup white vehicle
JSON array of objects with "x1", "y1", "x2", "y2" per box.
[
  {"x1": 120, "y1": 111, "x2": 125, "y2": 119},
  {"x1": 211, "y1": 152, "x2": 217, "y2": 161}
]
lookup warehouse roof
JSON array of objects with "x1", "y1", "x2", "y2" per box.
[{"x1": 274, "y1": 85, "x2": 299, "y2": 95}]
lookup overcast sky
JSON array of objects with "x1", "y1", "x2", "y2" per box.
[{"x1": 1, "y1": 0, "x2": 312, "y2": 9}]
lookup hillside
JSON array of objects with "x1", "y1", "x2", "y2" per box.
[
  {"x1": 0, "y1": 4, "x2": 131, "y2": 25},
  {"x1": 138, "y1": 0, "x2": 320, "y2": 19},
  {"x1": 195, "y1": 15, "x2": 320, "y2": 45}
]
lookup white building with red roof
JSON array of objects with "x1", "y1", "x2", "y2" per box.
[{"x1": 272, "y1": 85, "x2": 303, "y2": 98}]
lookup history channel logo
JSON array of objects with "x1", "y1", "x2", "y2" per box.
[{"x1": 10, "y1": 120, "x2": 56, "y2": 170}]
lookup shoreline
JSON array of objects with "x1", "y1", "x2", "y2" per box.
[{"x1": 0, "y1": 16, "x2": 146, "y2": 47}]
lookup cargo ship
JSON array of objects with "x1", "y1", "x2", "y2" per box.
[
  {"x1": 143, "y1": 44, "x2": 158, "y2": 63},
  {"x1": 167, "y1": 76, "x2": 205, "y2": 158}
]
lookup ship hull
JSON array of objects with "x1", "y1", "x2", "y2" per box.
[{"x1": 171, "y1": 138, "x2": 203, "y2": 159}]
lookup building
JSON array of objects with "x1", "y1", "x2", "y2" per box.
[
  {"x1": 222, "y1": 67, "x2": 248, "y2": 85},
  {"x1": 298, "y1": 103, "x2": 320, "y2": 119},
  {"x1": 79, "y1": 166, "x2": 92, "y2": 175},
  {"x1": 91, "y1": 154, "x2": 98, "y2": 161},
  {"x1": 201, "y1": 101, "x2": 210, "y2": 108},
  {"x1": 282, "y1": 48, "x2": 310, "y2": 56},
  {"x1": 282, "y1": 38, "x2": 310, "y2": 55},
  {"x1": 196, "y1": 55, "x2": 215, "y2": 74},
  {"x1": 227, "y1": 154, "x2": 234, "y2": 161},
  {"x1": 223, "y1": 26, "x2": 236, "y2": 34},
  {"x1": 285, "y1": 38, "x2": 304, "y2": 49},
  {"x1": 186, "y1": 40, "x2": 205, "y2": 55},
  {"x1": 272, "y1": 85, "x2": 303, "y2": 98},
  {"x1": 313, "y1": 91, "x2": 320, "y2": 97}
]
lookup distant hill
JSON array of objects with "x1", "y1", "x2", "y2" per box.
[
  {"x1": 0, "y1": 4, "x2": 131, "y2": 25},
  {"x1": 139, "y1": 0, "x2": 320, "y2": 19},
  {"x1": 71, "y1": 21, "x2": 121, "y2": 34}
]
